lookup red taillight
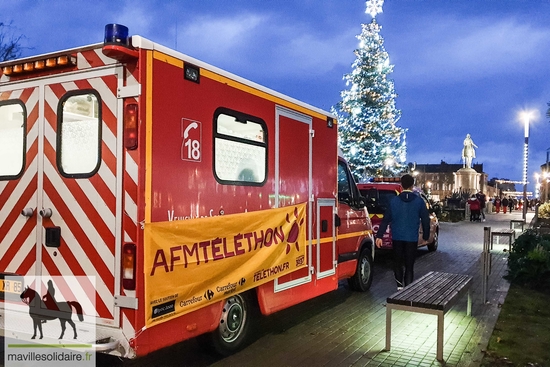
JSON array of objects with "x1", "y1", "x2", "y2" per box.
[
  {"x1": 124, "y1": 103, "x2": 138, "y2": 150},
  {"x1": 122, "y1": 243, "x2": 136, "y2": 290}
]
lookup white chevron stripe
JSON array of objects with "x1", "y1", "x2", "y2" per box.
[
  {"x1": 6, "y1": 89, "x2": 21, "y2": 99},
  {"x1": 25, "y1": 87, "x2": 40, "y2": 117},
  {"x1": 125, "y1": 151, "x2": 138, "y2": 183},
  {"x1": 93, "y1": 48, "x2": 118, "y2": 67},
  {"x1": 97, "y1": 162, "x2": 117, "y2": 196},
  {"x1": 77, "y1": 52, "x2": 91, "y2": 70},
  {"x1": 101, "y1": 118, "x2": 117, "y2": 158},
  {"x1": 76, "y1": 178, "x2": 116, "y2": 234},
  {"x1": 88, "y1": 77, "x2": 118, "y2": 124},
  {"x1": 122, "y1": 312, "x2": 136, "y2": 339},
  {"x1": 40, "y1": 261, "x2": 98, "y2": 317},
  {"x1": 0, "y1": 156, "x2": 37, "y2": 243},
  {"x1": 6, "y1": 226, "x2": 35, "y2": 274},
  {"x1": 124, "y1": 191, "x2": 137, "y2": 226}
]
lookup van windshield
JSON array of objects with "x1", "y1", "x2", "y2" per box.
[{"x1": 359, "y1": 188, "x2": 397, "y2": 214}]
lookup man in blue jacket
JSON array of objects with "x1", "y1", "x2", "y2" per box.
[{"x1": 375, "y1": 174, "x2": 430, "y2": 290}]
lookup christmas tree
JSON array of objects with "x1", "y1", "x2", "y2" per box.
[{"x1": 332, "y1": 0, "x2": 407, "y2": 181}]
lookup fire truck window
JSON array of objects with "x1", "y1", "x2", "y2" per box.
[
  {"x1": 337, "y1": 162, "x2": 350, "y2": 195},
  {"x1": 58, "y1": 92, "x2": 101, "y2": 177},
  {"x1": 0, "y1": 101, "x2": 26, "y2": 179},
  {"x1": 214, "y1": 111, "x2": 267, "y2": 185}
]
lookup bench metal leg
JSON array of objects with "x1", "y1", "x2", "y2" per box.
[
  {"x1": 385, "y1": 307, "x2": 392, "y2": 351},
  {"x1": 467, "y1": 289, "x2": 472, "y2": 316},
  {"x1": 437, "y1": 311, "x2": 444, "y2": 361}
]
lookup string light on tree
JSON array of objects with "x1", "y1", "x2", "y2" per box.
[{"x1": 332, "y1": 0, "x2": 406, "y2": 181}]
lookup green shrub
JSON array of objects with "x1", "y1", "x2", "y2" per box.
[
  {"x1": 539, "y1": 202, "x2": 550, "y2": 219},
  {"x1": 506, "y1": 230, "x2": 550, "y2": 292}
]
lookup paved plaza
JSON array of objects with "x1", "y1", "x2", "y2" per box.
[{"x1": 105, "y1": 209, "x2": 532, "y2": 367}]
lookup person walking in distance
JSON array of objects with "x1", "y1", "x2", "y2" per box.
[
  {"x1": 508, "y1": 197, "x2": 514, "y2": 213},
  {"x1": 501, "y1": 196, "x2": 509, "y2": 214},
  {"x1": 476, "y1": 191, "x2": 486, "y2": 221},
  {"x1": 375, "y1": 174, "x2": 430, "y2": 290},
  {"x1": 494, "y1": 196, "x2": 501, "y2": 213}
]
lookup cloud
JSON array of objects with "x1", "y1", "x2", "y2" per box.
[
  {"x1": 175, "y1": 13, "x2": 266, "y2": 63},
  {"x1": 118, "y1": 3, "x2": 156, "y2": 35},
  {"x1": 393, "y1": 15, "x2": 550, "y2": 83},
  {"x1": 174, "y1": 11, "x2": 357, "y2": 79}
]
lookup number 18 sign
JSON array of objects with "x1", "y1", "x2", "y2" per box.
[{"x1": 181, "y1": 118, "x2": 202, "y2": 162}]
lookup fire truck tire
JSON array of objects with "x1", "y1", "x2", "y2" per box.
[
  {"x1": 348, "y1": 246, "x2": 373, "y2": 292},
  {"x1": 199, "y1": 292, "x2": 257, "y2": 356},
  {"x1": 427, "y1": 229, "x2": 439, "y2": 252}
]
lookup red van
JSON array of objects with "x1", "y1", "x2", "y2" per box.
[{"x1": 357, "y1": 180, "x2": 439, "y2": 251}]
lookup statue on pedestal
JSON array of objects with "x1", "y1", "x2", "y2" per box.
[{"x1": 461, "y1": 134, "x2": 478, "y2": 169}]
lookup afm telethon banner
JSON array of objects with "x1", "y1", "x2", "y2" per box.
[{"x1": 144, "y1": 203, "x2": 307, "y2": 327}]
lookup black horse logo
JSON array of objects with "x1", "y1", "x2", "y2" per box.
[{"x1": 19, "y1": 280, "x2": 84, "y2": 340}]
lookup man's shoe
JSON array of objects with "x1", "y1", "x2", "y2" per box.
[{"x1": 397, "y1": 287, "x2": 403, "y2": 291}]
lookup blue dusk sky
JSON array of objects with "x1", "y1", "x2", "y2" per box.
[{"x1": 3, "y1": 0, "x2": 550, "y2": 193}]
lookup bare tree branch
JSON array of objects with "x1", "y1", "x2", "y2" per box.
[{"x1": 0, "y1": 21, "x2": 25, "y2": 62}]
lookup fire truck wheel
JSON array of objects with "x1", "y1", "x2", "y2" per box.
[
  {"x1": 348, "y1": 246, "x2": 373, "y2": 292},
  {"x1": 427, "y1": 229, "x2": 439, "y2": 252},
  {"x1": 200, "y1": 292, "x2": 257, "y2": 356}
]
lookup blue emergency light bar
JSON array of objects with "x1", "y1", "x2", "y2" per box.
[{"x1": 104, "y1": 24, "x2": 130, "y2": 46}]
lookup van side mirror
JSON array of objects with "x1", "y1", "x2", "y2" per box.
[{"x1": 338, "y1": 192, "x2": 351, "y2": 204}]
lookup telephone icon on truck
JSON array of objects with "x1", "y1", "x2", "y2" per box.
[{"x1": 181, "y1": 119, "x2": 201, "y2": 162}]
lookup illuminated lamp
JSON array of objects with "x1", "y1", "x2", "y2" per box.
[
  {"x1": 2, "y1": 66, "x2": 13, "y2": 76},
  {"x1": 23, "y1": 62, "x2": 34, "y2": 72},
  {"x1": 122, "y1": 243, "x2": 136, "y2": 290},
  {"x1": 45, "y1": 58, "x2": 57, "y2": 68},
  {"x1": 124, "y1": 103, "x2": 138, "y2": 150},
  {"x1": 34, "y1": 60, "x2": 45, "y2": 69},
  {"x1": 57, "y1": 55, "x2": 70, "y2": 65},
  {"x1": 12, "y1": 64, "x2": 23, "y2": 73}
]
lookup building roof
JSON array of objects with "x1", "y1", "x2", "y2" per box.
[{"x1": 413, "y1": 161, "x2": 484, "y2": 174}]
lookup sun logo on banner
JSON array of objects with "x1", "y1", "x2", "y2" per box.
[{"x1": 285, "y1": 206, "x2": 304, "y2": 254}]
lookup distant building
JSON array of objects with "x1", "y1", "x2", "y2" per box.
[
  {"x1": 539, "y1": 161, "x2": 549, "y2": 202},
  {"x1": 410, "y1": 161, "x2": 492, "y2": 201}
]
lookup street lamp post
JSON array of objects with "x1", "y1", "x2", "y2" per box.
[
  {"x1": 535, "y1": 172, "x2": 542, "y2": 199},
  {"x1": 521, "y1": 112, "x2": 531, "y2": 221},
  {"x1": 546, "y1": 148, "x2": 550, "y2": 202}
]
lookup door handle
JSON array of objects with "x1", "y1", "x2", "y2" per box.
[
  {"x1": 39, "y1": 208, "x2": 53, "y2": 218},
  {"x1": 21, "y1": 208, "x2": 34, "y2": 217}
]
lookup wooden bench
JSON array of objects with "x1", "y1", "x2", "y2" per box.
[
  {"x1": 385, "y1": 271, "x2": 473, "y2": 362},
  {"x1": 491, "y1": 228, "x2": 515, "y2": 251},
  {"x1": 510, "y1": 219, "x2": 525, "y2": 232}
]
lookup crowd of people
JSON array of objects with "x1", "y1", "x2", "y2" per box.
[
  {"x1": 466, "y1": 192, "x2": 540, "y2": 222},
  {"x1": 491, "y1": 196, "x2": 539, "y2": 213}
]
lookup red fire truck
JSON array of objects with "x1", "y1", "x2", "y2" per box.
[{"x1": 0, "y1": 24, "x2": 374, "y2": 357}]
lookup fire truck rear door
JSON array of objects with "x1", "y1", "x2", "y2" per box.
[{"x1": 0, "y1": 66, "x2": 124, "y2": 327}]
